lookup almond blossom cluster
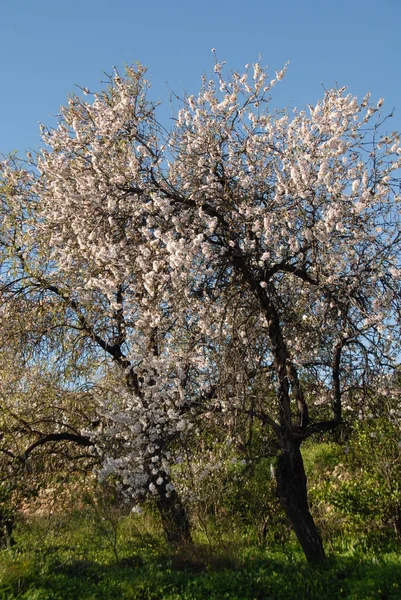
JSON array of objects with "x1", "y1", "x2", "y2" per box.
[{"x1": 167, "y1": 59, "x2": 401, "y2": 418}]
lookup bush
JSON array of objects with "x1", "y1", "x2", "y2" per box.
[{"x1": 304, "y1": 417, "x2": 401, "y2": 550}]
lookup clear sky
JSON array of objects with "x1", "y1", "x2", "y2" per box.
[{"x1": 1, "y1": 0, "x2": 400, "y2": 155}]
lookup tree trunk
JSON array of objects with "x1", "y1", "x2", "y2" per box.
[
  {"x1": 0, "y1": 512, "x2": 14, "y2": 548},
  {"x1": 393, "y1": 505, "x2": 401, "y2": 544},
  {"x1": 276, "y1": 442, "x2": 325, "y2": 563},
  {"x1": 155, "y1": 477, "x2": 192, "y2": 547}
]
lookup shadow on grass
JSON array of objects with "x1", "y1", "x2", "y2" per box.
[{"x1": 1, "y1": 546, "x2": 401, "y2": 600}]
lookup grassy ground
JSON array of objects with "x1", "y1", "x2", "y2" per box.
[{"x1": 1, "y1": 511, "x2": 401, "y2": 600}]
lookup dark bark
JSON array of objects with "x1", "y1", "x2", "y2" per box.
[
  {"x1": 276, "y1": 441, "x2": 326, "y2": 563},
  {"x1": 252, "y1": 290, "x2": 325, "y2": 562},
  {"x1": 155, "y1": 476, "x2": 192, "y2": 547},
  {"x1": 0, "y1": 511, "x2": 14, "y2": 548},
  {"x1": 393, "y1": 505, "x2": 401, "y2": 544},
  {"x1": 232, "y1": 266, "x2": 326, "y2": 562},
  {"x1": 23, "y1": 432, "x2": 93, "y2": 461}
]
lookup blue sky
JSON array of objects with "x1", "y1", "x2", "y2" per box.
[{"x1": 1, "y1": 0, "x2": 400, "y2": 155}]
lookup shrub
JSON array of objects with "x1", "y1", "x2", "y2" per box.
[{"x1": 305, "y1": 417, "x2": 401, "y2": 550}]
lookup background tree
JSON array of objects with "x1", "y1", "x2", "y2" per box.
[{"x1": 0, "y1": 349, "x2": 97, "y2": 544}]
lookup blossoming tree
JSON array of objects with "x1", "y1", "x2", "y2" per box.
[
  {"x1": 160, "y1": 58, "x2": 401, "y2": 561},
  {"x1": 2, "y1": 58, "x2": 401, "y2": 562},
  {"x1": 0, "y1": 74, "x2": 207, "y2": 545}
]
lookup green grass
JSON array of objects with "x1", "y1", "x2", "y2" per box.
[{"x1": 1, "y1": 511, "x2": 400, "y2": 600}]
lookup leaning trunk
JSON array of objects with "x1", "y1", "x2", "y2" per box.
[
  {"x1": 155, "y1": 476, "x2": 192, "y2": 547},
  {"x1": 276, "y1": 442, "x2": 325, "y2": 563}
]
